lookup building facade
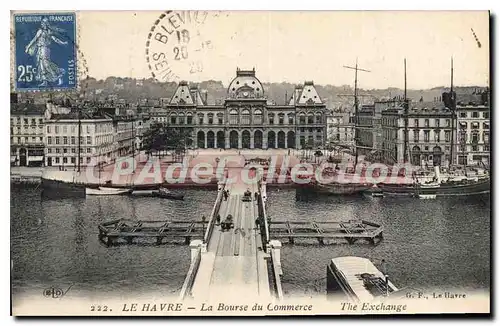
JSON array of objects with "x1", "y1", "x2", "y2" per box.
[
  {"x1": 148, "y1": 68, "x2": 327, "y2": 149},
  {"x1": 381, "y1": 100, "x2": 454, "y2": 167},
  {"x1": 44, "y1": 109, "x2": 115, "y2": 168},
  {"x1": 456, "y1": 93, "x2": 490, "y2": 166},
  {"x1": 326, "y1": 111, "x2": 354, "y2": 149},
  {"x1": 10, "y1": 102, "x2": 45, "y2": 167}
]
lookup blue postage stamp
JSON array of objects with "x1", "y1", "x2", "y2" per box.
[{"x1": 13, "y1": 12, "x2": 77, "y2": 91}]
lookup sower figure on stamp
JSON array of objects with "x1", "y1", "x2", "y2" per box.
[{"x1": 25, "y1": 17, "x2": 68, "y2": 87}]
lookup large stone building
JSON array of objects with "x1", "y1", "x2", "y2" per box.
[
  {"x1": 326, "y1": 110, "x2": 354, "y2": 149},
  {"x1": 10, "y1": 101, "x2": 45, "y2": 167},
  {"x1": 44, "y1": 107, "x2": 116, "y2": 168},
  {"x1": 381, "y1": 100, "x2": 454, "y2": 167},
  {"x1": 149, "y1": 68, "x2": 327, "y2": 149},
  {"x1": 456, "y1": 92, "x2": 490, "y2": 166}
]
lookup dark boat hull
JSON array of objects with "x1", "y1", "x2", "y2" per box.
[
  {"x1": 377, "y1": 178, "x2": 490, "y2": 197},
  {"x1": 154, "y1": 191, "x2": 184, "y2": 200},
  {"x1": 41, "y1": 177, "x2": 87, "y2": 199},
  {"x1": 313, "y1": 183, "x2": 373, "y2": 195}
]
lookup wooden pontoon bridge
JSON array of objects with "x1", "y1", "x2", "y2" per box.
[
  {"x1": 268, "y1": 219, "x2": 383, "y2": 245},
  {"x1": 98, "y1": 218, "x2": 208, "y2": 246}
]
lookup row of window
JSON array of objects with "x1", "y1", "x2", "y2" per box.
[
  {"x1": 459, "y1": 131, "x2": 489, "y2": 144},
  {"x1": 11, "y1": 136, "x2": 43, "y2": 144},
  {"x1": 459, "y1": 145, "x2": 490, "y2": 152},
  {"x1": 11, "y1": 125, "x2": 44, "y2": 133},
  {"x1": 459, "y1": 111, "x2": 489, "y2": 119},
  {"x1": 47, "y1": 136, "x2": 92, "y2": 145},
  {"x1": 459, "y1": 121, "x2": 489, "y2": 130},
  {"x1": 298, "y1": 127, "x2": 323, "y2": 133},
  {"x1": 11, "y1": 117, "x2": 43, "y2": 125},
  {"x1": 412, "y1": 118, "x2": 451, "y2": 128},
  {"x1": 155, "y1": 114, "x2": 325, "y2": 126},
  {"x1": 411, "y1": 130, "x2": 451, "y2": 143},
  {"x1": 45, "y1": 124, "x2": 116, "y2": 135},
  {"x1": 47, "y1": 147, "x2": 93, "y2": 154},
  {"x1": 49, "y1": 156, "x2": 92, "y2": 164}
]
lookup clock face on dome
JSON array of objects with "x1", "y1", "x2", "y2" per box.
[{"x1": 243, "y1": 91, "x2": 249, "y2": 97}]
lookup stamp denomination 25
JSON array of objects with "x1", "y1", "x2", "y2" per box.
[
  {"x1": 13, "y1": 12, "x2": 77, "y2": 91},
  {"x1": 146, "y1": 11, "x2": 216, "y2": 82}
]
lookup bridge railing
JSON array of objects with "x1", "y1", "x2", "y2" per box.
[
  {"x1": 203, "y1": 181, "x2": 225, "y2": 246},
  {"x1": 179, "y1": 246, "x2": 202, "y2": 300},
  {"x1": 269, "y1": 245, "x2": 284, "y2": 300},
  {"x1": 256, "y1": 171, "x2": 270, "y2": 251}
]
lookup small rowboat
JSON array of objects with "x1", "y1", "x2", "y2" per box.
[
  {"x1": 86, "y1": 187, "x2": 133, "y2": 196},
  {"x1": 155, "y1": 188, "x2": 185, "y2": 200}
]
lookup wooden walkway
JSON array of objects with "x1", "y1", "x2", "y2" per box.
[
  {"x1": 268, "y1": 219, "x2": 383, "y2": 245},
  {"x1": 98, "y1": 218, "x2": 208, "y2": 246}
]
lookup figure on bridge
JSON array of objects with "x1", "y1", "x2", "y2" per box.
[
  {"x1": 221, "y1": 214, "x2": 234, "y2": 231},
  {"x1": 243, "y1": 189, "x2": 252, "y2": 202}
]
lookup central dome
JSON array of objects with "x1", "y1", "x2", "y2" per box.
[{"x1": 227, "y1": 68, "x2": 264, "y2": 99}]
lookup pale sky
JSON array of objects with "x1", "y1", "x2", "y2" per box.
[{"x1": 78, "y1": 10, "x2": 489, "y2": 89}]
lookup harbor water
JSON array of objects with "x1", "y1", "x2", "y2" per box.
[{"x1": 11, "y1": 185, "x2": 490, "y2": 304}]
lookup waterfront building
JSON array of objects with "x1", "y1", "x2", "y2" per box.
[
  {"x1": 10, "y1": 101, "x2": 45, "y2": 167},
  {"x1": 381, "y1": 100, "x2": 454, "y2": 167},
  {"x1": 326, "y1": 110, "x2": 354, "y2": 149},
  {"x1": 44, "y1": 108, "x2": 115, "y2": 167},
  {"x1": 113, "y1": 116, "x2": 136, "y2": 158},
  {"x1": 148, "y1": 68, "x2": 327, "y2": 149},
  {"x1": 456, "y1": 92, "x2": 490, "y2": 166}
]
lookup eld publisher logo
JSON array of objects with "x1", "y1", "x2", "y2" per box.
[{"x1": 43, "y1": 285, "x2": 72, "y2": 298}]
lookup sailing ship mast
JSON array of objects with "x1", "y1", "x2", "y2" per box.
[
  {"x1": 403, "y1": 58, "x2": 409, "y2": 163},
  {"x1": 449, "y1": 57, "x2": 457, "y2": 168},
  {"x1": 343, "y1": 58, "x2": 370, "y2": 169}
]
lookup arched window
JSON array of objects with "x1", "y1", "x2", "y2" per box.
[
  {"x1": 178, "y1": 112, "x2": 185, "y2": 124},
  {"x1": 253, "y1": 109, "x2": 263, "y2": 125},
  {"x1": 197, "y1": 113, "x2": 204, "y2": 125},
  {"x1": 299, "y1": 112, "x2": 306, "y2": 124},
  {"x1": 217, "y1": 113, "x2": 224, "y2": 124},
  {"x1": 186, "y1": 112, "x2": 193, "y2": 124},
  {"x1": 241, "y1": 109, "x2": 250, "y2": 125},
  {"x1": 278, "y1": 113, "x2": 285, "y2": 125},
  {"x1": 307, "y1": 113, "x2": 314, "y2": 124},
  {"x1": 268, "y1": 113, "x2": 275, "y2": 125},
  {"x1": 229, "y1": 109, "x2": 239, "y2": 125},
  {"x1": 288, "y1": 113, "x2": 294, "y2": 125},
  {"x1": 315, "y1": 112, "x2": 322, "y2": 124},
  {"x1": 170, "y1": 113, "x2": 177, "y2": 125}
]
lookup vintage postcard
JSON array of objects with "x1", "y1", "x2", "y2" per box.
[{"x1": 10, "y1": 10, "x2": 490, "y2": 316}]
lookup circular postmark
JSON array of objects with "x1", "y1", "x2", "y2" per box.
[{"x1": 145, "y1": 11, "x2": 221, "y2": 82}]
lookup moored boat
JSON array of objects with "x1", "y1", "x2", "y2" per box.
[
  {"x1": 327, "y1": 256, "x2": 399, "y2": 302},
  {"x1": 86, "y1": 187, "x2": 133, "y2": 196},
  {"x1": 312, "y1": 181, "x2": 373, "y2": 196},
  {"x1": 155, "y1": 188, "x2": 184, "y2": 200},
  {"x1": 363, "y1": 185, "x2": 384, "y2": 198}
]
